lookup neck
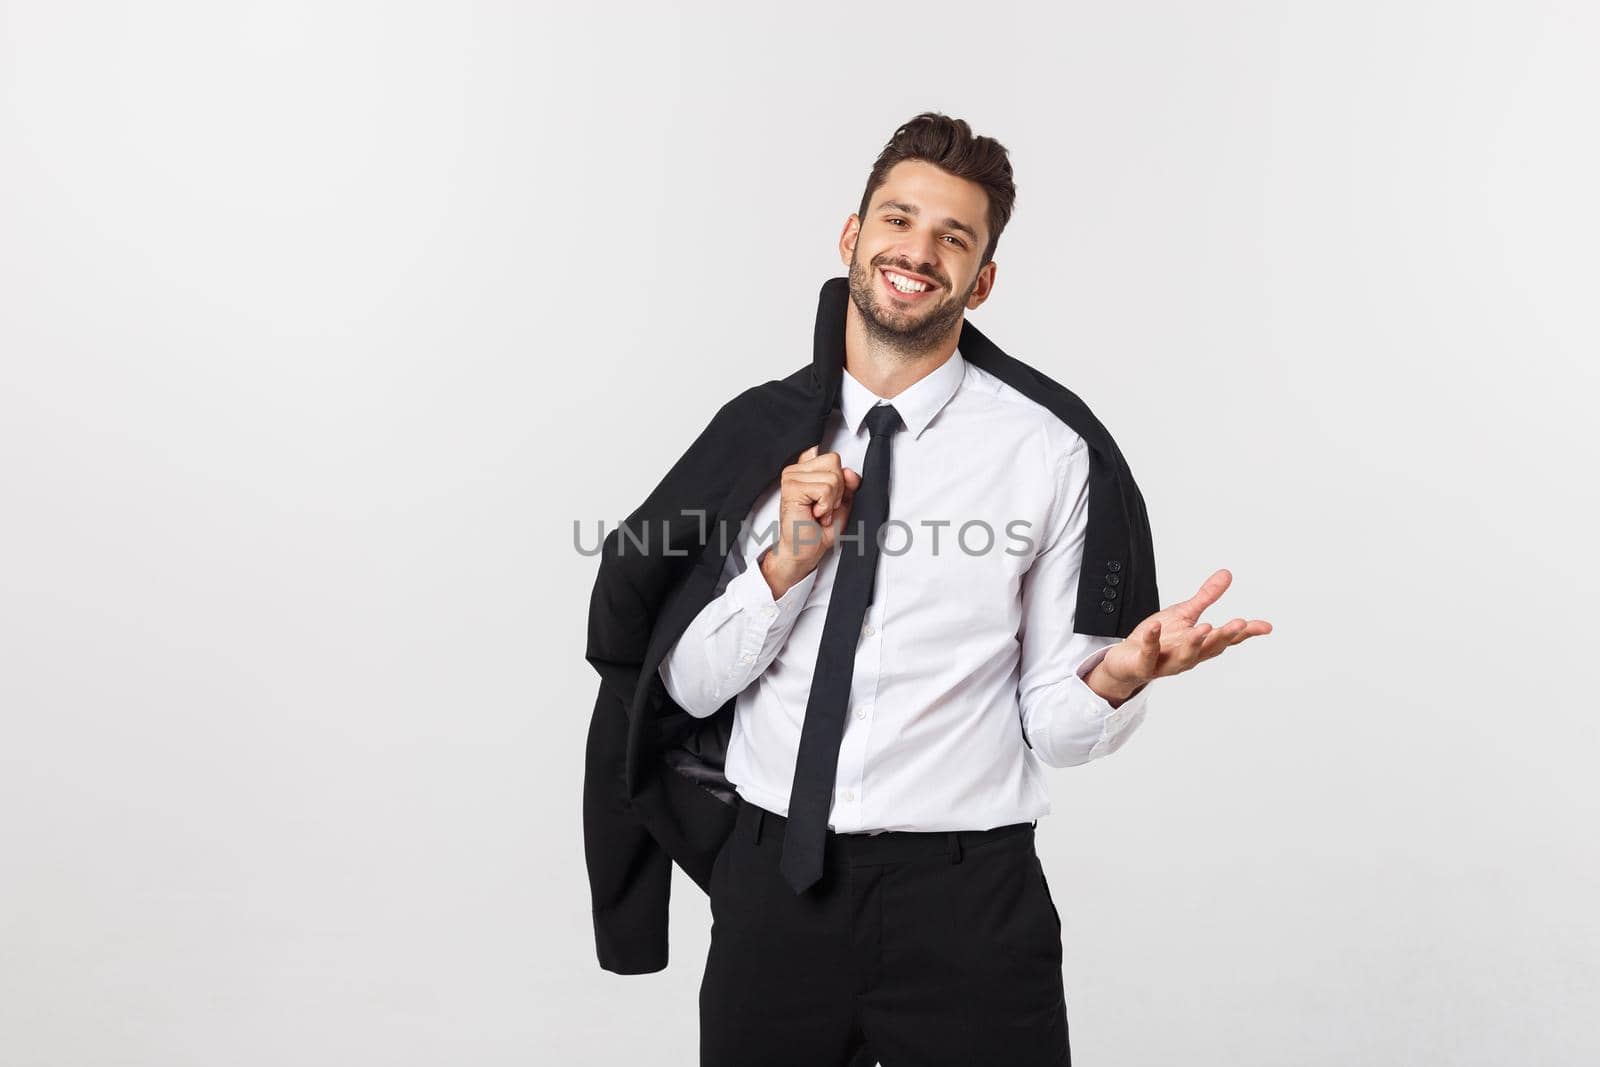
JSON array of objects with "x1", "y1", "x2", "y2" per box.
[{"x1": 842, "y1": 300, "x2": 960, "y2": 400}]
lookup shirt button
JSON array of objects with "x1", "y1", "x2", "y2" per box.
[
  {"x1": 855, "y1": 707, "x2": 868, "y2": 720},
  {"x1": 763, "y1": 604, "x2": 777, "y2": 618},
  {"x1": 863, "y1": 624, "x2": 875, "y2": 637},
  {"x1": 740, "y1": 653, "x2": 754, "y2": 664},
  {"x1": 843, "y1": 790, "x2": 855, "y2": 802}
]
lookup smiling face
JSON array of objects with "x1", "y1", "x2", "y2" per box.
[{"x1": 840, "y1": 159, "x2": 998, "y2": 356}]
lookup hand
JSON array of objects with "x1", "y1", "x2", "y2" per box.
[
  {"x1": 1086, "y1": 568, "x2": 1273, "y2": 702},
  {"x1": 760, "y1": 445, "x2": 862, "y2": 598}
]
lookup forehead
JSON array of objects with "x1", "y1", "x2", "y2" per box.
[{"x1": 867, "y1": 160, "x2": 988, "y2": 240}]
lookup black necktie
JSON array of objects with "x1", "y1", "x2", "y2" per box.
[{"x1": 779, "y1": 403, "x2": 903, "y2": 894}]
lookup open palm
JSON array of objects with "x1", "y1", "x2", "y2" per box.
[{"x1": 1098, "y1": 568, "x2": 1272, "y2": 689}]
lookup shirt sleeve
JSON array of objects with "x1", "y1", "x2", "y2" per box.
[
  {"x1": 657, "y1": 519, "x2": 817, "y2": 719},
  {"x1": 1017, "y1": 435, "x2": 1154, "y2": 768}
]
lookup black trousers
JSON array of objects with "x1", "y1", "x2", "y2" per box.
[{"x1": 700, "y1": 795, "x2": 1071, "y2": 1067}]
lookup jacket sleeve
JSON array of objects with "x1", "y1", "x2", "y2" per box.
[
  {"x1": 581, "y1": 393, "x2": 752, "y2": 974},
  {"x1": 583, "y1": 680, "x2": 673, "y2": 973}
]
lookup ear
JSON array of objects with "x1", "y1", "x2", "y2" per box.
[
  {"x1": 965, "y1": 260, "x2": 998, "y2": 310},
  {"x1": 838, "y1": 214, "x2": 861, "y2": 267}
]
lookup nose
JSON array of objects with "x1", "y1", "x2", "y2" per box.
[
  {"x1": 889, "y1": 234, "x2": 942, "y2": 281},
  {"x1": 911, "y1": 230, "x2": 942, "y2": 266}
]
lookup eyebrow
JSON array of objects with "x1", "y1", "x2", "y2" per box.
[{"x1": 878, "y1": 200, "x2": 980, "y2": 243}]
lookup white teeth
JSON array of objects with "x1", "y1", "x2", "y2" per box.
[{"x1": 885, "y1": 271, "x2": 930, "y2": 293}]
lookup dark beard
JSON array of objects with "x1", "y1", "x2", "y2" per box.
[{"x1": 846, "y1": 252, "x2": 974, "y2": 357}]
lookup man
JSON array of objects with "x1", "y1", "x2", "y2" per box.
[{"x1": 584, "y1": 112, "x2": 1270, "y2": 1066}]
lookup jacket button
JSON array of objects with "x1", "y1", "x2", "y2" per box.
[
  {"x1": 1100, "y1": 600, "x2": 1116, "y2": 613},
  {"x1": 1102, "y1": 586, "x2": 1118, "y2": 599},
  {"x1": 1106, "y1": 560, "x2": 1122, "y2": 572},
  {"x1": 1105, "y1": 573, "x2": 1121, "y2": 586}
]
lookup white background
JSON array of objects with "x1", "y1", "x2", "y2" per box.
[{"x1": 2, "y1": 2, "x2": 1597, "y2": 1064}]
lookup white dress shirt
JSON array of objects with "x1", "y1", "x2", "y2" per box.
[{"x1": 657, "y1": 347, "x2": 1153, "y2": 833}]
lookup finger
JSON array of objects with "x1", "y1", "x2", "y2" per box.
[
  {"x1": 1152, "y1": 621, "x2": 1187, "y2": 652},
  {"x1": 819, "y1": 472, "x2": 855, "y2": 525},
  {"x1": 1139, "y1": 620, "x2": 1162, "y2": 669},
  {"x1": 1226, "y1": 620, "x2": 1273, "y2": 647},
  {"x1": 785, "y1": 471, "x2": 848, "y2": 503},
  {"x1": 1170, "y1": 568, "x2": 1232, "y2": 624},
  {"x1": 1229, "y1": 620, "x2": 1261, "y2": 645},
  {"x1": 1206, "y1": 614, "x2": 1272, "y2": 659},
  {"x1": 1173, "y1": 623, "x2": 1211, "y2": 671},
  {"x1": 798, "y1": 445, "x2": 819, "y2": 463},
  {"x1": 806, "y1": 473, "x2": 857, "y2": 524},
  {"x1": 796, "y1": 449, "x2": 843, "y2": 472},
  {"x1": 1215, "y1": 617, "x2": 1248, "y2": 637},
  {"x1": 779, "y1": 489, "x2": 839, "y2": 526},
  {"x1": 1196, "y1": 621, "x2": 1246, "y2": 661},
  {"x1": 779, "y1": 481, "x2": 846, "y2": 528}
]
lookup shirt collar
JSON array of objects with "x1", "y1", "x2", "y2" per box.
[{"x1": 838, "y1": 347, "x2": 967, "y2": 441}]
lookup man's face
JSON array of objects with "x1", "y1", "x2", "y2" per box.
[{"x1": 842, "y1": 159, "x2": 995, "y2": 355}]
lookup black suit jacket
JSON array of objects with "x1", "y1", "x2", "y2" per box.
[{"x1": 583, "y1": 276, "x2": 1160, "y2": 974}]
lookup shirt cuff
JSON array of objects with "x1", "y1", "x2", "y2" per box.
[
  {"x1": 728, "y1": 549, "x2": 817, "y2": 619},
  {"x1": 1073, "y1": 644, "x2": 1151, "y2": 741},
  {"x1": 713, "y1": 552, "x2": 817, "y2": 691}
]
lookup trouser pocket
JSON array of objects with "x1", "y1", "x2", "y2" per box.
[{"x1": 1034, "y1": 855, "x2": 1061, "y2": 934}]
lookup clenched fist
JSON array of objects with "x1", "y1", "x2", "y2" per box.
[{"x1": 758, "y1": 445, "x2": 862, "y2": 599}]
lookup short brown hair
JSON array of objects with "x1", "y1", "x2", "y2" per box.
[{"x1": 857, "y1": 112, "x2": 1016, "y2": 266}]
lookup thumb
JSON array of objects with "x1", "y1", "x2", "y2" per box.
[
  {"x1": 1139, "y1": 621, "x2": 1162, "y2": 670},
  {"x1": 798, "y1": 445, "x2": 819, "y2": 463}
]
